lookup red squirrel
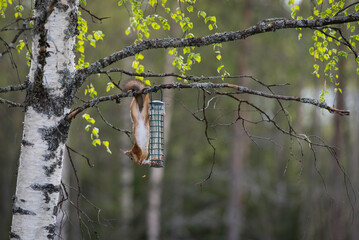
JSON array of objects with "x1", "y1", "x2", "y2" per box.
[{"x1": 124, "y1": 80, "x2": 150, "y2": 165}]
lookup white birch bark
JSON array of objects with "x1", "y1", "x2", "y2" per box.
[{"x1": 10, "y1": 1, "x2": 78, "y2": 239}]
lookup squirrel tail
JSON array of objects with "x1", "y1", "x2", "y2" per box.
[
  {"x1": 124, "y1": 80, "x2": 148, "y2": 111},
  {"x1": 124, "y1": 79, "x2": 146, "y2": 92}
]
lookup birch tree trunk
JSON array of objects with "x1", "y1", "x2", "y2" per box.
[{"x1": 10, "y1": 1, "x2": 78, "y2": 239}]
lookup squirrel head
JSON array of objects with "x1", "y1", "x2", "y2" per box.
[{"x1": 124, "y1": 150, "x2": 142, "y2": 164}]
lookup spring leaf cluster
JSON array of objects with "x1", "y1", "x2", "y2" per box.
[{"x1": 288, "y1": 0, "x2": 359, "y2": 101}]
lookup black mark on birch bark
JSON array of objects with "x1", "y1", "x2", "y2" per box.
[
  {"x1": 9, "y1": 232, "x2": 20, "y2": 239},
  {"x1": 31, "y1": 183, "x2": 60, "y2": 204},
  {"x1": 12, "y1": 206, "x2": 36, "y2": 216},
  {"x1": 44, "y1": 224, "x2": 56, "y2": 239},
  {"x1": 22, "y1": 139, "x2": 34, "y2": 146}
]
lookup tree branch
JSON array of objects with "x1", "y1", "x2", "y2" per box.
[
  {"x1": 79, "y1": 5, "x2": 110, "y2": 23},
  {"x1": 0, "y1": 28, "x2": 25, "y2": 58},
  {"x1": 75, "y1": 12, "x2": 359, "y2": 83},
  {"x1": 66, "y1": 82, "x2": 349, "y2": 120},
  {"x1": 0, "y1": 83, "x2": 27, "y2": 93},
  {"x1": 0, "y1": 97, "x2": 23, "y2": 107},
  {"x1": 98, "y1": 69, "x2": 290, "y2": 87}
]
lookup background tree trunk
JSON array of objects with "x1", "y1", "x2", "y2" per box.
[
  {"x1": 119, "y1": 99, "x2": 134, "y2": 240},
  {"x1": 227, "y1": 1, "x2": 251, "y2": 239},
  {"x1": 330, "y1": 47, "x2": 346, "y2": 240},
  {"x1": 10, "y1": 1, "x2": 78, "y2": 239},
  {"x1": 147, "y1": 42, "x2": 175, "y2": 240}
]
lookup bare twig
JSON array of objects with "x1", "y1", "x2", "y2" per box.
[
  {"x1": 0, "y1": 84, "x2": 26, "y2": 93},
  {"x1": 99, "y1": 68, "x2": 290, "y2": 87},
  {"x1": 0, "y1": 18, "x2": 31, "y2": 32},
  {"x1": 79, "y1": 5, "x2": 110, "y2": 22},
  {"x1": 66, "y1": 144, "x2": 94, "y2": 168},
  {"x1": 316, "y1": 27, "x2": 358, "y2": 58},
  {"x1": 65, "y1": 145, "x2": 84, "y2": 239},
  {"x1": 0, "y1": 97, "x2": 23, "y2": 107},
  {"x1": 0, "y1": 28, "x2": 25, "y2": 57},
  {"x1": 334, "y1": 2, "x2": 359, "y2": 16},
  {"x1": 102, "y1": 71, "x2": 122, "y2": 90},
  {"x1": 197, "y1": 89, "x2": 217, "y2": 184},
  {"x1": 95, "y1": 106, "x2": 131, "y2": 137}
]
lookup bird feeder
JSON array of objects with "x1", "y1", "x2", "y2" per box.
[{"x1": 147, "y1": 91, "x2": 165, "y2": 168}]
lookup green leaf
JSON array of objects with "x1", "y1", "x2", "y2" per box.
[
  {"x1": 93, "y1": 30, "x2": 104, "y2": 41},
  {"x1": 187, "y1": 5, "x2": 193, "y2": 12},
  {"x1": 199, "y1": 11, "x2": 206, "y2": 18},
  {"x1": 16, "y1": 40, "x2": 25, "y2": 53},
  {"x1": 193, "y1": 53, "x2": 201, "y2": 63},
  {"x1": 102, "y1": 141, "x2": 112, "y2": 154},
  {"x1": 135, "y1": 53, "x2": 144, "y2": 60},
  {"x1": 92, "y1": 139, "x2": 101, "y2": 147},
  {"x1": 338, "y1": 51, "x2": 348, "y2": 58},
  {"x1": 168, "y1": 48, "x2": 175, "y2": 55},
  {"x1": 216, "y1": 54, "x2": 221, "y2": 61},
  {"x1": 162, "y1": 21, "x2": 170, "y2": 30},
  {"x1": 92, "y1": 127, "x2": 99, "y2": 138},
  {"x1": 132, "y1": 60, "x2": 139, "y2": 69},
  {"x1": 103, "y1": 140, "x2": 109, "y2": 147},
  {"x1": 106, "y1": 82, "x2": 115, "y2": 92},
  {"x1": 125, "y1": 27, "x2": 131, "y2": 35},
  {"x1": 85, "y1": 125, "x2": 91, "y2": 131},
  {"x1": 183, "y1": 47, "x2": 190, "y2": 54},
  {"x1": 82, "y1": 113, "x2": 96, "y2": 124},
  {"x1": 217, "y1": 65, "x2": 224, "y2": 73},
  {"x1": 152, "y1": 22, "x2": 161, "y2": 30},
  {"x1": 82, "y1": 113, "x2": 90, "y2": 120},
  {"x1": 149, "y1": 0, "x2": 157, "y2": 7}
]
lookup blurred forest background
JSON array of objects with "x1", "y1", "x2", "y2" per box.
[{"x1": 1, "y1": 0, "x2": 359, "y2": 239}]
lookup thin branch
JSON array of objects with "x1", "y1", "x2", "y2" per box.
[
  {"x1": 66, "y1": 144, "x2": 94, "y2": 168},
  {"x1": 0, "y1": 97, "x2": 23, "y2": 107},
  {"x1": 66, "y1": 82, "x2": 349, "y2": 120},
  {"x1": 102, "y1": 71, "x2": 122, "y2": 90},
  {"x1": 79, "y1": 5, "x2": 110, "y2": 22},
  {"x1": 99, "y1": 68, "x2": 290, "y2": 87},
  {"x1": 333, "y1": 27, "x2": 358, "y2": 58},
  {"x1": 75, "y1": 12, "x2": 359, "y2": 82},
  {"x1": 334, "y1": 2, "x2": 359, "y2": 16},
  {"x1": 65, "y1": 145, "x2": 84, "y2": 239},
  {"x1": 316, "y1": 27, "x2": 358, "y2": 58},
  {"x1": 197, "y1": 89, "x2": 217, "y2": 184},
  {"x1": 95, "y1": 106, "x2": 131, "y2": 137},
  {"x1": 0, "y1": 84, "x2": 27, "y2": 93}
]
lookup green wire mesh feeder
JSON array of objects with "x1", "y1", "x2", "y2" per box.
[{"x1": 147, "y1": 90, "x2": 165, "y2": 168}]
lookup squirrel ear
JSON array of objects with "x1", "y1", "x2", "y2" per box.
[{"x1": 123, "y1": 150, "x2": 133, "y2": 160}]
